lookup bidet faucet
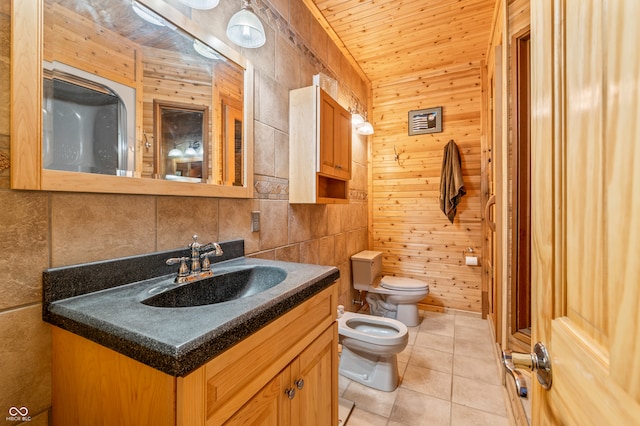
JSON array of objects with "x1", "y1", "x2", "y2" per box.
[{"x1": 166, "y1": 235, "x2": 224, "y2": 283}]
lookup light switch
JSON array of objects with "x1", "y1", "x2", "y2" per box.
[{"x1": 251, "y1": 211, "x2": 260, "y2": 232}]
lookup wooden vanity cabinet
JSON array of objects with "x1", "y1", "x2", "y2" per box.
[
  {"x1": 225, "y1": 325, "x2": 335, "y2": 425},
  {"x1": 289, "y1": 86, "x2": 352, "y2": 204},
  {"x1": 51, "y1": 284, "x2": 338, "y2": 426}
]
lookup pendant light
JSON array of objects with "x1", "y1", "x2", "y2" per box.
[{"x1": 226, "y1": 0, "x2": 266, "y2": 49}]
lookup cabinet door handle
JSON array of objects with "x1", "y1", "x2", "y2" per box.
[
  {"x1": 284, "y1": 388, "x2": 296, "y2": 400},
  {"x1": 294, "y1": 378, "x2": 305, "y2": 390},
  {"x1": 335, "y1": 164, "x2": 342, "y2": 170}
]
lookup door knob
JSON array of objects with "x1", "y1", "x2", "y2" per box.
[
  {"x1": 284, "y1": 387, "x2": 296, "y2": 400},
  {"x1": 295, "y1": 378, "x2": 305, "y2": 390},
  {"x1": 502, "y1": 341, "x2": 552, "y2": 397}
]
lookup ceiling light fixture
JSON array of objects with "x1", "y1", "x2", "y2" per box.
[
  {"x1": 175, "y1": 0, "x2": 220, "y2": 10},
  {"x1": 226, "y1": 0, "x2": 266, "y2": 49}
]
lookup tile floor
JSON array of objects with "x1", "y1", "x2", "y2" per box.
[{"x1": 339, "y1": 310, "x2": 512, "y2": 426}]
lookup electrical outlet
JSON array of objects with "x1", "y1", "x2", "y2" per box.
[{"x1": 251, "y1": 211, "x2": 260, "y2": 232}]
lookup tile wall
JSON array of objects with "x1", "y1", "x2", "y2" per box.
[{"x1": 0, "y1": 0, "x2": 369, "y2": 423}]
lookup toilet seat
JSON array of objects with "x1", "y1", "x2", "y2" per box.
[
  {"x1": 338, "y1": 312, "x2": 408, "y2": 346},
  {"x1": 381, "y1": 276, "x2": 429, "y2": 292}
]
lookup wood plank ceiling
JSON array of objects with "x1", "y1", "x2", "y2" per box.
[{"x1": 308, "y1": 0, "x2": 496, "y2": 84}]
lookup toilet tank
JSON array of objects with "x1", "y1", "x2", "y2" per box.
[{"x1": 351, "y1": 251, "x2": 383, "y2": 290}]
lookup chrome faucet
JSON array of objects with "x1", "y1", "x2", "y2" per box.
[{"x1": 166, "y1": 235, "x2": 224, "y2": 283}]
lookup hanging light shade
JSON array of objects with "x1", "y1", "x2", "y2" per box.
[
  {"x1": 357, "y1": 121, "x2": 374, "y2": 135},
  {"x1": 132, "y1": 1, "x2": 167, "y2": 26},
  {"x1": 351, "y1": 113, "x2": 365, "y2": 128},
  {"x1": 168, "y1": 147, "x2": 183, "y2": 157},
  {"x1": 193, "y1": 39, "x2": 222, "y2": 60},
  {"x1": 175, "y1": 0, "x2": 220, "y2": 9},
  {"x1": 226, "y1": 0, "x2": 266, "y2": 48},
  {"x1": 184, "y1": 144, "x2": 198, "y2": 157}
]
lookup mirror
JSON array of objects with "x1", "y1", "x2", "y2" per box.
[
  {"x1": 154, "y1": 100, "x2": 209, "y2": 182},
  {"x1": 11, "y1": 0, "x2": 254, "y2": 197}
]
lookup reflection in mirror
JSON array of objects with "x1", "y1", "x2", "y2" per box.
[
  {"x1": 224, "y1": 105, "x2": 243, "y2": 186},
  {"x1": 154, "y1": 101, "x2": 208, "y2": 183},
  {"x1": 43, "y1": 65, "x2": 135, "y2": 176},
  {"x1": 42, "y1": 0, "x2": 246, "y2": 187}
]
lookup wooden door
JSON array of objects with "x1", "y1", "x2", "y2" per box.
[
  {"x1": 531, "y1": 0, "x2": 640, "y2": 423},
  {"x1": 291, "y1": 325, "x2": 337, "y2": 426}
]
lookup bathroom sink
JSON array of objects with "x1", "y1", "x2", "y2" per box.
[{"x1": 141, "y1": 265, "x2": 287, "y2": 308}]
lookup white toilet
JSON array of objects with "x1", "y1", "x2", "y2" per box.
[
  {"x1": 338, "y1": 310, "x2": 408, "y2": 391},
  {"x1": 351, "y1": 250, "x2": 429, "y2": 327}
]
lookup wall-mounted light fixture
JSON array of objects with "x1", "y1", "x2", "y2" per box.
[
  {"x1": 357, "y1": 119, "x2": 374, "y2": 135},
  {"x1": 226, "y1": 0, "x2": 266, "y2": 48},
  {"x1": 168, "y1": 141, "x2": 203, "y2": 158},
  {"x1": 351, "y1": 113, "x2": 365, "y2": 128},
  {"x1": 351, "y1": 110, "x2": 374, "y2": 135}
]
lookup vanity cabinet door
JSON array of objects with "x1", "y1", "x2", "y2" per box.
[
  {"x1": 290, "y1": 323, "x2": 338, "y2": 426},
  {"x1": 223, "y1": 373, "x2": 289, "y2": 426},
  {"x1": 224, "y1": 324, "x2": 338, "y2": 426}
]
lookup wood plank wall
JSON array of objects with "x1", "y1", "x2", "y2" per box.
[{"x1": 371, "y1": 64, "x2": 484, "y2": 313}]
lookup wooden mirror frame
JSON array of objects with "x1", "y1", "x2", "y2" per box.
[
  {"x1": 154, "y1": 101, "x2": 210, "y2": 183},
  {"x1": 10, "y1": 0, "x2": 254, "y2": 198}
]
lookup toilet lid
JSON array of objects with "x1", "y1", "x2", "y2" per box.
[{"x1": 380, "y1": 276, "x2": 429, "y2": 291}]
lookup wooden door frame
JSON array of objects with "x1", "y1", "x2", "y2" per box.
[{"x1": 509, "y1": 26, "x2": 532, "y2": 348}]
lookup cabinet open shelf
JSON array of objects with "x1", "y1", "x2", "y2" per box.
[{"x1": 317, "y1": 174, "x2": 349, "y2": 203}]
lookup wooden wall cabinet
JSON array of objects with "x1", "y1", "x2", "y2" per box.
[
  {"x1": 51, "y1": 285, "x2": 338, "y2": 426},
  {"x1": 289, "y1": 86, "x2": 352, "y2": 204}
]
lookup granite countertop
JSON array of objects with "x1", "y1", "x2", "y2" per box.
[{"x1": 43, "y1": 245, "x2": 339, "y2": 377}]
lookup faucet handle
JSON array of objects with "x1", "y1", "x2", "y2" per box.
[
  {"x1": 166, "y1": 256, "x2": 189, "y2": 278},
  {"x1": 200, "y1": 242, "x2": 223, "y2": 257},
  {"x1": 200, "y1": 244, "x2": 223, "y2": 271}
]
